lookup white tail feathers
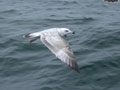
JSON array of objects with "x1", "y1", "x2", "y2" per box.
[
  {"x1": 23, "y1": 33, "x2": 40, "y2": 43},
  {"x1": 23, "y1": 32, "x2": 41, "y2": 38}
]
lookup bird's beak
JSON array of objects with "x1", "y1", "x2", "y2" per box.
[{"x1": 72, "y1": 31, "x2": 75, "y2": 34}]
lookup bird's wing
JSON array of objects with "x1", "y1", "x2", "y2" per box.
[{"x1": 40, "y1": 33, "x2": 79, "y2": 72}]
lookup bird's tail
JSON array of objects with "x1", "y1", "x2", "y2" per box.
[
  {"x1": 23, "y1": 32, "x2": 41, "y2": 43},
  {"x1": 23, "y1": 31, "x2": 41, "y2": 38},
  {"x1": 23, "y1": 33, "x2": 31, "y2": 38}
]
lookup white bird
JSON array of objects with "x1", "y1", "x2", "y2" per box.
[{"x1": 23, "y1": 28, "x2": 79, "y2": 72}]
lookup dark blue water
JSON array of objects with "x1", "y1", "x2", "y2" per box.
[{"x1": 0, "y1": 0, "x2": 120, "y2": 90}]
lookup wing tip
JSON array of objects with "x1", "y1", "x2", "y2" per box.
[
  {"x1": 70, "y1": 60, "x2": 80, "y2": 73},
  {"x1": 72, "y1": 66, "x2": 80, "y2": 73},
  {"x1": 67, "y1": 61, "x2": 80, "y2": 73}
]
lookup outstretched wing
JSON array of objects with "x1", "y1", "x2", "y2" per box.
[{"x1": 40, "y1": 33, "x2": 79, "y2": 72}]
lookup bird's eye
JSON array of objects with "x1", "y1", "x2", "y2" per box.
[{"x1": 65, "y1": 30, "x2": 68, "y2": 32}]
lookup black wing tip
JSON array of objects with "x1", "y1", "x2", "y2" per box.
[
  {"x1": 73, "y1": 66, "x2": 80, "y2": 73},
  {"x1": 67, "y1": 62, "x2": 80, "y2": 73},
  {"x1": 64, "y1": 59, "x2": 80, "y2": 73},
  {"x1": 67, "y1": 64, "x2": 80, "y2": 73},
  {"x1": 71, "y1": 61, "x2": 80, "y2": 73}
]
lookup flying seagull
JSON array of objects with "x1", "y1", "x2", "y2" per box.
[{"x1": 23, "y1": 28, "x2": 79, "y2": 72}]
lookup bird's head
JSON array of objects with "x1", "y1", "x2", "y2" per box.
[{"x1": 57, "y1": 28, "x2": 75, "y2": 37}]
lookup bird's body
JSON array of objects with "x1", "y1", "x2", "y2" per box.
[{"x1": 24, "y1": 28, "x2": 79, "y2": 72}]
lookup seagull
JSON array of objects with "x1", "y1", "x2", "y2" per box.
[{"x1": 23, "y1": 28, "x2": 79, "y2": 72}]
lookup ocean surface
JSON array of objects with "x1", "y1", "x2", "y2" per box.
[{"x1": 0, "y1": 0, "x2": 120, "y2": 90}]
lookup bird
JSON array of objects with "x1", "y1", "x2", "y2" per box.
[{"x1": 23, "y1": 28, "x2": 79, "y2": 72}]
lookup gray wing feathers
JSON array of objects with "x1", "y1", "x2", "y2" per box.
[
  {"x1": 41, "y1": 36, "x2": 58, "y2": 54},
  {"x1": 56, "y1": 48, "x2": 79, "y2": 72},
  {"x1": 41, "y1": 34, "x2": 79, "y2": 72}
]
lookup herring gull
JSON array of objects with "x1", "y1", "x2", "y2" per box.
[{"x1": 23, "y1": 28, "x2": 79, "y2": 72}]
